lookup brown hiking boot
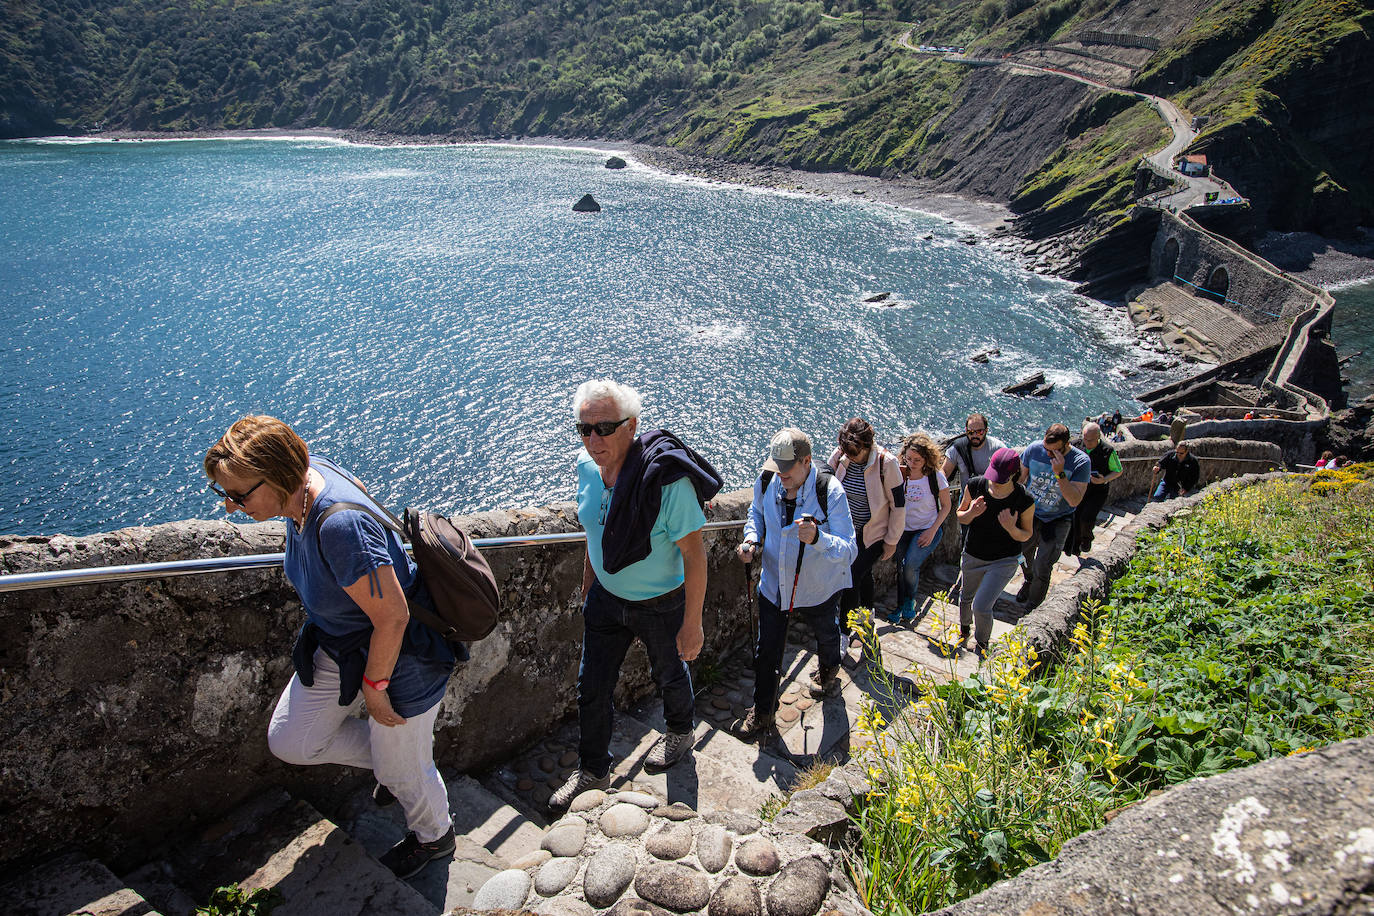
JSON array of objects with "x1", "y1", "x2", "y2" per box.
[
  {"x1": 736, "y1": 707, "x2": 775, "y2": 741},
  {"x1": 810, "y1": 664, "x2": 841, "y2": 698}
]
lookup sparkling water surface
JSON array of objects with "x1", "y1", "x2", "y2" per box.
[{"x1": 1, "y1": 138, "x2": 1156, "y2": 537}]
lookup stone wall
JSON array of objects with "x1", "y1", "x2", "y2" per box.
[
  {"x1": 1107, "y1": 434, "x2": 1287, "y2": 490},
  {"x1": 1150, "y1": 211, "x2": 1318, "y2": 336},
  {"x1": 936, "y1": 735, "x2": 1374, "y2": 915},
  {"x1": 0, "y1": 494, "x2": 758, "y2": 873}
]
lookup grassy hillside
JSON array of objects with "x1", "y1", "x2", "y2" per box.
[
  {"x1": 850, "y1": 465, "x2": 1374, "y2": 912},
  {"x1": 1, "y1": 0, "x2": 1370, "y2": 238}
]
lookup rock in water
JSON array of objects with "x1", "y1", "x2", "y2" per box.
[
  {"x1": 1002, "y1": 371, "x2": 1046, "y2": 396},
  {"x1": 573, "y1": 194, "x2": 602, "y2": 213},
  {"x1": 606, "y1": 156, "x2": 627, "y2": 169}
]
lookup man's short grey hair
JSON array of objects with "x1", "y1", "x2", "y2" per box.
[
  {"x1": 1083, "y1": 422, "x2": 1102, "y2": 437},
  {"x1": 573, "y1": 379, "x2": 643, "y2": 419}
]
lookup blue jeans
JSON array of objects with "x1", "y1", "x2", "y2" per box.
[
  {"x1": 753, "y1": 591, "x2": 842, "y2": 715},
  {"x1": 896, "y1": 525, "x2": 944, "y2": 609},
  {"x1": 577, "y1": 581, "x2": 694, "y2": 777},
  {"x1": 1151, "y1": 480, "x2": 1179, "y2": 502}
]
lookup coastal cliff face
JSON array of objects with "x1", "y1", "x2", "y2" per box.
[{"x1": 2, "y1": 0, "x2": 1370, "y2": 248}]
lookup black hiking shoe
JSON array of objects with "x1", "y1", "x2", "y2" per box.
[
  {"x1": 548, "y1": 768, "x2": 611, "y2": 812},
  {"x1": 379, "y1": 828, "x2": 455, "y2": 878}
]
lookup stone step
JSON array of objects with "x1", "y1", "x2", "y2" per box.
[
  {"x1": 2, "y1": 852, "x2": 163, "y2": 916},
  {"x1": 338, "y1": 772, "x2": 541, "y2": 911},
  {"x1": 121, "y1": 862, "x2": 199, "y2": 916},
  {"x1": 610, "y1": 704, "x2": 798, "y2": 816},
  {"x1": 148, "y1": 788, "x2": 436, "y2": 916}
]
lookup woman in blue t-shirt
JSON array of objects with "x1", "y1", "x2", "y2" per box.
[{"x1": 204, "y1": 415, "x2": 456, "y2": 879}]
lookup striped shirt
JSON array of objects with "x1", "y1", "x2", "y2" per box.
[{"x1": 842, "y1": 461, "x2": 870, "y2": 529}]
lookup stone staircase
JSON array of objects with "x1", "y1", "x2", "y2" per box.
[
  {"x1": 2, "y1": 498, "x2": 1148, "y2": 916},
  {"x1": 3, "y1": 778, "x2": 538, "y2": 916}
]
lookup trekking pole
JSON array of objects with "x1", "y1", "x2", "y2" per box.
[{"x1": 745, "y1": 547, "x2": 758, "y2": 660}]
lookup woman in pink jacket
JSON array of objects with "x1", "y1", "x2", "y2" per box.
[{"x1": 829, "y1": 418, "x2": 906, "y2": 646}]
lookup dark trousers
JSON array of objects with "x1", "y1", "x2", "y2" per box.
[
  {"x1": 577, "y1": 581, "x2": 694, "y2": 777},
  {"x1": 1019, "y1": 514, "x2": 1072, "y2": 610},
  {"x1": 839, "y1": 536, "x2": 884, "y2": 622},
  {"x1": 1065, "y1": 484, "x2": 1110, "y2": 555},
  {"x1": 753, "y1": 591, "x2": 842, "y2": 715}
]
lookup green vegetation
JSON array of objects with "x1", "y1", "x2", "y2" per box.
[
  {"x1": 1011, "y1": 98, "x2": 1168, "y2": 229},
  {"x1": 194, "y1": 884, "x2": 283, "y2": 916},
  {"x1": 1135, "y1": 0, "x2": 1374, "y2": 232},
  {"x1": 847, "y1": 466, "x2": 1374, "y2": 913},
  {"x1": 2, "y1": 0, "x2": 1369, "y2": 235}
]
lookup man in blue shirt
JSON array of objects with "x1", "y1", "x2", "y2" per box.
[
  {"x1": 551, "y1": 379, "x2": 716, "y2": 812},
  {"x1": 735, "y1": 428, "x2": 857, "y2": 740},
  {"x1": 1017, "y1": 423, "x2": 1091, "y2": 610}
]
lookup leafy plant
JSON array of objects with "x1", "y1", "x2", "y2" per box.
[
  {"x1": 848, "y1": 466, "x2": 1374, "y2": 914},
  {"x1": 194, "y1": 884, "x2": 283, "y2": 916}
]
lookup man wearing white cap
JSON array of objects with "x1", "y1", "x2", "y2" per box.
[{"x1": 735, "y1": 428, "x2": 857, "y2": 740}]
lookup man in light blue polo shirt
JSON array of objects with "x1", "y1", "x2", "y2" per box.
[
  {"x1": 550, "y1": 379, "x2": 717, "y2": 812},
  {"x1": 1017, "y1": 422, "x2": 1090, "y2": 610}
]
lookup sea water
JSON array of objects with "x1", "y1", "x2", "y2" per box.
[{"x1": 0, "y1": 137, "x2": 1160, "y2": 537}]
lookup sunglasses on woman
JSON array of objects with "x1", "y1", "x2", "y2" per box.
[
  {"x1": 575, "y1": 417, "x2": 631, "y2": 438},
  {"x1": 208, "y1": 479, "x2": 266, "y2": 506}
]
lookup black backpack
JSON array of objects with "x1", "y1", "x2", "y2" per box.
[{"x1": 311, "y1": 463, "x2": 499, "y2": 644}]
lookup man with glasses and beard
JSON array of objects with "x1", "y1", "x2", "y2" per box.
[
  {"x1": 942, "y1": 414, "x2": 1007, "y2": 486},
  {"x1": 551, "y1": 379, "x2": 722, "y2": 813},
  {"x1": 1016, "y1": 423, "x2": 1090, "y2": 610}
]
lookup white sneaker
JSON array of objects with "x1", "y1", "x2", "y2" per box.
[
  {"x1": 548, "y1": 768, "x2": 611, "y2": 811},
  {"x1": 644, "y1": 730, "x2": 693, "y2": 770}
]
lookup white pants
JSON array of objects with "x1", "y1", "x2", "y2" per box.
[{"x1": 267, "y1": 649, "x2": 452, "y2": 843}]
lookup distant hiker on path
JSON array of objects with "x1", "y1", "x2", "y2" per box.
[
  {"x1": 204, "y1": 416, "x2": 458, "y2": 879},
  {"x1": 735, "y1": 428, "x2": 856, "y2": 740},
  {"x1": 1065, "y1": 421, "x2": 1123, "y2": 556},
  {"x1": 1151, "y1": 441, "x2": 1200, "y2": 501},
  {"x1": 942, "y1": 413, "x2": 1007, "y2": 486},
  {"x1": 1017, "y1": 423, "x2": 1090, "y2": 610},
  {"x1": 552, "y1": 379, "x2": 722, "y2": 811}
]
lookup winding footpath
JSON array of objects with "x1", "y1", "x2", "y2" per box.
[{"x1": 894, "y1": 29, "x2": 1243, "y2": 213}]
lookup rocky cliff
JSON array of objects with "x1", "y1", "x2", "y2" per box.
[{"x1": 2, "y1": 0, "x2": 1370, "y2": 259}]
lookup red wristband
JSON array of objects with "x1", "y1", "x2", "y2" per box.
[{"x1": 363, "y1": 674, "x2": 390, "y2": 691}]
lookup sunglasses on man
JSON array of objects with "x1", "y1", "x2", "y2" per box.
[
  {"x1": 208, "y1": 479, "x2": 266, "y2": 506},
  {"x1": 575, "y1": 417, "x2": 631, "y2": 438}
]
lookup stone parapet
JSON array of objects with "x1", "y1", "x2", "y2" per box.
[{"x1": 0, "y1": 493, "x2": 745, "y2": 873}]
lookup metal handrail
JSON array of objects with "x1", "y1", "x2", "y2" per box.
[{"x1": 0, "y1": 518, "x2": 748, "y2": 594}]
